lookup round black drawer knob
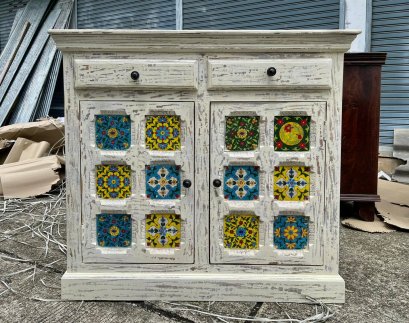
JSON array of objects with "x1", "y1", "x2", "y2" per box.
[
  {"x1": 267, "y1": 67, "x2": 277, "y2": 76},
  {"x1": 213, "y1": 179, "x2": 222, "y2": 188},
  {"x1": 183, "y1": 179, "x2": 192, "y2": 188},
  {"x1": 130, "y1": 71, "x2": 140, "y2": 81}
]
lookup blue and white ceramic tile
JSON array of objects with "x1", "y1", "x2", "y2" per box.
[
  {"x1": 224, "y1": 165, "x2": 259, "y2": 200},
  {"x1": 145, "y1": 165, "x2": 181, "y2": 199}
]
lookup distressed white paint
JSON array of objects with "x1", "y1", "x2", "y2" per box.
[
  {"x1": 344, "y1": 0, "x2": 367, "y2": 52},
  {"x1": 80, "y1": 101, "x2": 195, "y2": 264},
  {"x1": 208, "y1": 59, "x2": 332, "y2": 90},
  {"x1": 210, "y1": 102, "x2": 326, "y2": 265},
  {"x1": 50, "y1": 30, "x2": 358, "y2": 303},
  {"x1": 74, "y1": 59, "x2": 198, "y2": 89}
]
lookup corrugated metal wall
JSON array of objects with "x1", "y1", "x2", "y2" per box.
[
  {"x1": 77, "y1": 0, "x2": 176, "y2": 29},
  {"x1": 183, "y1": 0, "x2": 340, "y2": 30},
  {"x1": 0, "y1": 0, "x2": 29, "y2": 52},
  {"x1": 371, "y1": 0, "x2": 409, "y2": 146}
]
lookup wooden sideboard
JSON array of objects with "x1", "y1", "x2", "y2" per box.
[
  {"x1": 51, "y1": 30, "x2": 358, "y2": 302},
  {"x1": 341, "y1": 53, "x2": 387, "y2": 221}
]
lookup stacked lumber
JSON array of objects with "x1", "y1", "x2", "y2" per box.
[{"x1": 0, "y1": 0, "x2": 73, "y2": 125}]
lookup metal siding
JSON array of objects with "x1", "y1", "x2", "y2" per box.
[
  {"x1": 183, "y1": 0, "x2": 340, "y2": 30},
  {"x1": 0, "y1": 0, "x2": 29, "y2": 52},
  {"x1": 371, "y1": 0, "x2": 409, "y2": 146},
  {"x1": 77, "y1": 0, "x2": 176, "y2": 29}
]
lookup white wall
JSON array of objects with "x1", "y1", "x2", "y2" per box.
[{"x1": 343, "y1": 0, "x2": 371, "y2": 52}]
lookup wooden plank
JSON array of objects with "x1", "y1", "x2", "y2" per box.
[
  {"x1": 49, "y1": 29, "x2": 361, "y2": 53},
  {"x1": 9, "y1": 8, "x2": 25, "y2": 37},
  {"x1": 9, "y1": 40, "x2": 57, "y2": 124},
  {"x1": 0, "y1": 22, "x2": 30, "y2": 86},
  {"x1": 0, "y1": 0, "x2": 52, "y2": 80},
  {"x1": 0, "y1": 7, "x2": 60, "y2": 125},
  {"x1": 10, "y1": 0, "x2": 74, "y2": 124},
  {"x1": 32, "y1": 52, "x2": 62, "y2": 120},
  {"x1": 61, "y1": 272, "x2": 345, "y2": 303},
  {"x1": 34, "y1": 0, "x2": 73, "y2": 121}
]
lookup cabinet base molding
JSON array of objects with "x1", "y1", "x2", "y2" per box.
[
  {"x1": 51, "y1": 30, "x2": 359, "y2": 303},
  {"x1": 61, "y1": 272, "x2": 345, "y2": 303}
]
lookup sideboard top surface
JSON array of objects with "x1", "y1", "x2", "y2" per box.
[{"x1": 49, "y1": 29, "x2": 360, "y2": 53}]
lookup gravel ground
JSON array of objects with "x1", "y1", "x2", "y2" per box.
[{"x1": 0, "y1": 190, "x2": 407, "y2": 323}]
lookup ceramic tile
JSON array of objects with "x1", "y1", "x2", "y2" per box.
[
  {"x1": 274, "y1": 116, "x2": 311, "y2": 151},
  {"x1": 146, "y1": 214, "x2": 181, "y2": 248},
  {"x1": 96, "y1": 214, "x2": 132, "y2": 248},
  {"x1": 273, "y1": 215, "x2": 309, "y2": 249},
  {"x1": 145, "y1": 115, "x2": 181, "y2": 151},
  {"x1": 223, "y1": 214, "x2": 259, "y2": 249},
  {"x1": 145, "y1": 165, "x2": 181, "y2": 199},
  {"x1": 95, "y1": 114, "x2": 131, "y2": 150},
  {"x1": 225, "y1": 116, "x2": 260, "y2": 151},
  {"x1": 96, "y1": 164, "x2": 131, "y2": 199},
  {"x1": 273, "y1": 166, "x2": 310, "y2": 201},
  {"x1": 224, "y1": 165, "x2": 259, "y2": 200}
]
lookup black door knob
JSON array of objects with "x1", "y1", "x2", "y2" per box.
[
  {"x1": 130, "y1": 71, "x2": 140, "y2": 80},
  {"x1": 183, "y1": 179, "x2": 192, "y2": 188},
  {"x1": 266, "y1": 67, "x2": 276, "y2": 76},
  {"x1": 213, "y1": 179, "x2": 222, "y2": 188}
]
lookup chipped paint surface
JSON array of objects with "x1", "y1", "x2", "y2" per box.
[{"x1": 56, "y1": 30, "x2": 357, "y2": 302}]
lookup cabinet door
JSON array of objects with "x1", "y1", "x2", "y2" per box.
[
  {"x1": 80, "y1": 101, "x2": 194, "y2": 263},
  {"x1": 210, "y1": 102, "x2": 326, "y2": 265}
]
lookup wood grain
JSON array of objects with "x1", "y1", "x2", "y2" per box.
[
  {"x1": 74, "y1": 59, "x2": 198, "y2": 89},
  {"x1": 208, "y1": 59, "x2": 331, "y2": 90},
  {"x1": 341, "y1": 53, "x2": 386, "y2": 221},
  {"x1": 51, "y1": 30, "x2": 358, "y2": 303}
]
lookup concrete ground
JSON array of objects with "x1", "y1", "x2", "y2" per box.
[{"x1": 0, "y1": 193, "x2": 407, "y2": 323}]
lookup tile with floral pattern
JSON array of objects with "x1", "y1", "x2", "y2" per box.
[
  {"x1": 274, "y1": 116, "x2": 310, "y2": 151},
  {"x1": 145, "y1": 165, "x2": 181, "y2": 199},
  {"x1": 145, "y1": 115, "x2": 181, "y2": 151},
  {"x1": 273, "y1": 215, "x2": 309, "y2": 249},
  {"x1": 95, "y1": 115, "x2": 131, "y2": 150},
  {"x1": 225, "y1": 116, "x2": 260, "y2": 151},
  {"x1": 96, "y1": 214, "x2": 132, "y2": 248},
  {"x1": 146, "y1": 214, "x2": 181, "y2": 248},
  {"x1": 273, "y1": 166, "x2": 309, "y2": 201},
  {"x1": 224, "y1": 165, "x2": 259, "y2": 200},
  {"x1": 223, "y1": 214, "x2": 259, "y2": 249},
  {"x1": 96, "y1": 164, "x2": 131, "y2": 199}
]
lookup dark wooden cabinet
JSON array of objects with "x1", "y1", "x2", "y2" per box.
[{"x1": 341, "y1": 53, "x2": 387, "y2": 221}]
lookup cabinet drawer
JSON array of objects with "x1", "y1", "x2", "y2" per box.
[
  {"x1": 74, "y1": 59, "x2": 198, "y2": 89},
  {"x1": 208, "y1": 59, "x2": 331, "y2": 90}
]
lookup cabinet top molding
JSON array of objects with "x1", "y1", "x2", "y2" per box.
[{"x1": 49, "y1": 29, "x2": 360, "y2": 53}]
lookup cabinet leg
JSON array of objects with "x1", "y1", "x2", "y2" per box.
[{"x1": 354, "y1": 202, "x2": 376, "y2": 222}]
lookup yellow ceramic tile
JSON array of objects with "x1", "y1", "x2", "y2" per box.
[
  {"x1": 223, "y1": 214, "x2": 259, "y2": 249},
  {"x1": 145, "y1": 115, "x2": 181, "y2": 151},
  {"x1": 146, "y1": 214, "x2": 181, "y2": 248},
  {"x1": 96, "y1": 165, "x2": 131, "y2": 199},
  {"x1": 273, "y1": 166, "x2": 310, "y2": 201}
]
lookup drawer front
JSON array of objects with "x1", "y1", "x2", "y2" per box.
[
  {"x1": 74, "y1": 59, "x2": 198, "y2": 89},
  {"x1": 208, "y1": 59, "x2": 331, "y2": 90}
]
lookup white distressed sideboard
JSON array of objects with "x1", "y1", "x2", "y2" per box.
[{"x1": 50, "y1": 30, "x2": 358, "y2": 302}]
